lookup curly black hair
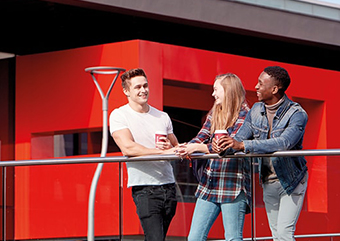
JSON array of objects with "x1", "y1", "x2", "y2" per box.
[{"x1": 264, "y1": 66, "x2": 290, "y2": 93}]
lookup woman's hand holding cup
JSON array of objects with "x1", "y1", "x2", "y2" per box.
[{"x1": 212, "y1": 130, "x2": 229, "y2": 153}]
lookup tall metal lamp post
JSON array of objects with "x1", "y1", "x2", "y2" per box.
[{"x1": 85, "y1": 67, "x2": 125, "y2": 241}]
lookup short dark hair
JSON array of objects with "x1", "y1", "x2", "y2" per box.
[
  {"x1": 264, "y1": 66, "x2": 291, "y2": 93},
  {"x1": 121, "y1": 68, "x2": 147, "y2": 89}
]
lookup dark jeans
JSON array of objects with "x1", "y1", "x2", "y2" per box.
[{"x1": 132, "y1": 183, "x2": 177, "y2": 241}]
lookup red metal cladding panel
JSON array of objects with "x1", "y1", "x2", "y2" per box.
[
  {"x1": 14, "y1": 39, "x2": 340, "y2": 239},
  {"x1": 15, "y1": 41, "x2": 142, "y2": 239}
]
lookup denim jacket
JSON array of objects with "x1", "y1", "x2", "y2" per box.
[{"x1": 234, "y1": 95, "x2": 308, "y2": 195}]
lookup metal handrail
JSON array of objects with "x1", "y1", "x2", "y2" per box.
[
  {"x1": 2, "y1": 149, "x2": 340, "y2": 241},
  {"x1": 1, "y1": 148, "x2": 340, "y2": 167},
  {"x1": 242, "y1": 233, "x2": 340, "y2": 240}
]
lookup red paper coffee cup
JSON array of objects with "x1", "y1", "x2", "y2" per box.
[
  {"x1": 214, "y1": 130, "x2": 228, "y2": 140},
  {"x1": 155, "y1": 131, "x2": 167, "y2": 144}
]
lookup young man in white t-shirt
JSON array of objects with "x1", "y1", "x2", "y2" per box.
[{"x1": 109, "y1": 68, "x2": 179, "y2": 241}]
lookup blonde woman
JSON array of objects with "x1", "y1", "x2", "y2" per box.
[{"x1": 176, "y1": 73, "x2": 251, "y2": 241}]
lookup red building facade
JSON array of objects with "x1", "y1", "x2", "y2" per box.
[{"x1": 11, "y1": 40, "x2": 340, "y2": 239}]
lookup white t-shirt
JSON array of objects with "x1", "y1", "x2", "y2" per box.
[{"x1": 109, "y1": 104, "x2": 176, "y2": 187}]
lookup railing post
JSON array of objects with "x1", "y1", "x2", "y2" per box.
[
  {"x1": 0, "y1": 140, "x2": 6, "y2": 241},
  {"x1": 2, "y1": 166, "x2": 6, "y2": 241},
  {"x1": 251, "y1": 157, "x2": 256, "y2": 241}
]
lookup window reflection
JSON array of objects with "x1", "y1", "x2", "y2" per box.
[
  {"x1": 165, "y1": 106, "x2": 208, "y2": 203},
  {"x1": 31, "y1": 130, "x2": 120, "y2": 159}
]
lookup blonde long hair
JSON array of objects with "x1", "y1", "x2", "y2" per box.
[{"x1": 211, "y1": 73, "x2": 246, "y2": 134}]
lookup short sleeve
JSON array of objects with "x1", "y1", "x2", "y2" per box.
[
  {"x1": 109, "y1": 109, "x2": 128, "y2": 135},
  {"x1": 165, "y1": 113, "x2": 174, "y2": 134}
]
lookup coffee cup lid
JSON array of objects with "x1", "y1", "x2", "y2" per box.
[
  {"x1": 155, "y1": 131, "x2": 167, "y2": 135},
  {"x1": 214, "y1": 130, "x2": 227, "y2": 134}
]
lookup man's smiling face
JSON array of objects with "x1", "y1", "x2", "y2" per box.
[
  {"x1": 124, "y1": 75, "x2": 149, "y2": 106},
  {"x1": 255, "y1": 71, "x2": 278, "y2": 105}
]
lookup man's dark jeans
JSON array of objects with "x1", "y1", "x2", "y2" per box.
[{"x1": 132, "y1": 183, "x2": 177, "y2": 241}]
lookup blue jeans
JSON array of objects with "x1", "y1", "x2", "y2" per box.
[
  {"x1": 132, "y1": 183, "x2": 177, "y2": 241},
  {"x1": 188, "y1": 191, "x2": 247, "y2": 241}
]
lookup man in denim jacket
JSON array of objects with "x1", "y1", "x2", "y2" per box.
[{"x1": 215, "y1": 66, "x2": 308, "y2": 241}]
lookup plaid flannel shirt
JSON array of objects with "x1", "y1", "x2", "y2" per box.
[{"x1": 189, "y1": 103, "x2": 251, "y2": 206}]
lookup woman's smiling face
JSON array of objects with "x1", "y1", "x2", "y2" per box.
[{"x1": 212, "y1": 77, "x2": 225, "y2": 105}]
